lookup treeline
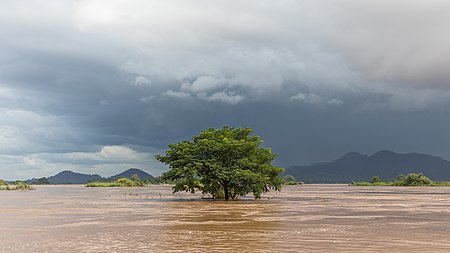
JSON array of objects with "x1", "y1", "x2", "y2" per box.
[
  {"x1": 86, "y1": 174, "x2": 174, "y2": 187},
  {"x1": 351, "y1": 173, "x2": 450, "y2": 186}
]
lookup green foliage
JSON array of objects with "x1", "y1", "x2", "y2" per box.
[
  {"x1": 144, "y1": 176, "x2": 174, "y2": 185},
  {"x1": 392, "y1": 173, "x2": 432, "y2": 186},
  {"x1": 283, "y1": 175, "x2": 296, "y2": 183},
  {"x1": 433, "y1": 181, "x2": 450, "y2": 186},
  {"x1": 0, "y1": 180, "x2": 34, "y2": 190},
  {"x1": 351, "y1": 181, "x2": 389, "y2": 186},
  {"x1": 284, "y1": 181, "x2": 304, "y2": 185},
  {"x1": 156, "y1": 126, "x2": 284, "y2": 200},
  {"x1": 14, "y1": 181, "x2": 34, "y2": 190},
  {"x1": 30, "y1": 177, "x2": 50, "y2": 185},
  {"x1": 86, "y1": 174, "x2": 146, "y2": 187},
  {"x1": 116, "y1": 177, "x2": 136, "y2": 187},
  {"x1": 371, "y1": 176, "x2": 382, "y2": 184},
  {"x1": 351, "y1": 173, "x2": 435, "y2": 186},
  {"x1": 282, "y1": 175, "x2": 303, "y2": 185},
  {"x1": 130, "y1": 174, "x2": 145, "y2": 186}
]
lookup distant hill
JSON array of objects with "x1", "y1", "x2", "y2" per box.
[
  {"x1": 109, "y1": 168, "x2": 154, "y2": 180},
  {"x1": 285, "y1": 150, "x2": 450, "y2": 183},
  {"x1": 47, "y1": 170, "x2": 103, "y2": 184},
  {"x1": 35, "y1": 168, "x2": 154, "y2": 184}
]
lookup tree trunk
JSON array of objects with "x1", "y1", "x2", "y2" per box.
[{"x1": 224, "y1": 186, "x2": 229, "y2": 200}]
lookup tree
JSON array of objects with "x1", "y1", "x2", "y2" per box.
[
  {"x1": 371, "y1": 176, "x2": 382, "y2": 184},
  {"x1": 156, "y1": 126, "x2": 284, "y2": 200},
  {"x1": 36, "y1": 177, "x2": 50, "y2": 185},
  {"x1": 130, "y1": 174, "x2": 145, "y2": 186},
  {"x1": 282, "y1": 175, "x2": 297, "y2": 183},
  {"x1": 397, "y1": 173, "x2": 432, "y2": 186}
]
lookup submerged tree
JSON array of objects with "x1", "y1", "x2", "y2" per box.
[{"x1": 156, "y1": 126, "x2": 284, "y2": 200}]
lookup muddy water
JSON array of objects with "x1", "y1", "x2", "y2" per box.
[{"x1": 1, "y1": 185, "x2": 450, "y2": 252}]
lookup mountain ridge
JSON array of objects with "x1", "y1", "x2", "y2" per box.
[
  {"x1": 27, "y1": 168, "x2": 154, "y2": 184},
  {"x1": 286, "y1": 150, "x2": 450, "y2": 183}
]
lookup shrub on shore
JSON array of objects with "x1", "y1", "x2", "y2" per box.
[
  {"x1": 86, "y1": 174, "x2": 146, "y2": 187},
  {"x1": 282, "y1": 175, "x2": 304, "y2": 185},
  {"x1": 351, "y1": 173, "x2": 439, "y2": 186},
  {"x1": 0, "y1": 180, "x2": 34, "y2": 190}
]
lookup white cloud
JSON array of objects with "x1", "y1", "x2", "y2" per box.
[
  {"x1": 4, "y1": 0, "x2": 450, "y2": 109},
  {"x1": 133, "y1": 76, "x2": 152, "y2": 86},
  {"x1": 0, "y1": 145, "x2": 167, "y2": 180},
  {"x1": 162, "y1": 90, "x2": 192, "y2": 100},
  {"x1": 290, "y1": 92, "x2": 343, "y2": 106},
  {"x1": 67, "y1": 145, "x2": 146, "y2": 161},
  {"x1": 181, "y1": 76, "x2": 225, "y2": 93},
  {"x1": 140, "y1": 95, "x2": 155, "y2": 103},
  {"x1": 198, "y1": 91, "x2": 244, "y2": 105}
]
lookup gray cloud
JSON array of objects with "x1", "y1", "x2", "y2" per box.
[{"x1": 1, "y1": 0, "x2": 450, "y2": 179}]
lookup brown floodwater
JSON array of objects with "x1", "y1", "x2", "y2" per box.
[{"x1": 1, "y1": 184, "x2": 450, "y2": 252}]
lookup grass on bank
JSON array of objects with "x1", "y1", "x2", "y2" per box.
[
  {"x1": 87, "y1": 174, "x2": 176, "y2": 187},
  {"x1": 86, "y1": 175, "x2": 145, "y2": 187},
  {"x1": 0, "y1": 180, "x2": 34, "y2": 190},
  {"x1": 282, "y1": 175, "x2": 304, "y2": 185},
  {"x1": 351, "y1": 173, "x2": 450, "y2": 186}
]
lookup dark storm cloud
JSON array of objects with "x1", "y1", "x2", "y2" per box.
[{"x1": 1, "y1": 0, "x2": 450, "y2": 179}]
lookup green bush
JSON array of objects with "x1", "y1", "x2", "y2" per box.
[
  {"x1": 116, "y1": 177, "x2": 135, "y2": 187},
  {"x1": 392, "y1": 173, "x2": 432, "y2": 186},
  {"x1": 0, "y1": 181, "x2": 34, "y2": 190},
  {"x1": 86, "y1": 175, "x2": 146, "y2": 187},
  {"x1": 14, "y1": 181, "x2": 34, "y2": 190},
  {"x1": 351, "y1": 173, "x2": 436, "y2": 187},
  {"x1": 130, "y1": 174, "x2": 145, "y2": 186},
  {"x1": 371, "y1": 176, "x2": 382, "y2": 184},
  {"x1": 282, "y1": 175, "x2": 302, "y2": 185},
  {"x1": 351, "y1": 181, "x2": 389, "y2": 186},
  {"x1": 284, "y1": 181, "x2": 303, "y2": 185}
]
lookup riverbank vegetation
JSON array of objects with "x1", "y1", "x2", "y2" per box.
[
  {"x1": 351, "y1": 173, "x2": 450, "y2": 186},
  {"x1": 0, "y1": 180, "x2": 34, "y2": 190},
  {"x1": 282, "y1": 175, "x2": 303, "y2": 185},
  {"x1": 86, "y1": 174, "x2": 146, "y2": 187}
]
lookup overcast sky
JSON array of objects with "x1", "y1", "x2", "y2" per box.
[{"x1": 1, "y1": 0, "x2": 450, "y2": 180}]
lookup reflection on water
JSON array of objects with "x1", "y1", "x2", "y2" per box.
[{"x1": 1, "y1": 185, "x2": 450, "y2": 252}]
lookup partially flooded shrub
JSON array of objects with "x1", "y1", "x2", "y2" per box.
[
  {"x1": 115, "y1": 177, "x2": 136, "y2": 187},
  {"x1": 0, "y1": 181, "x2": 34, "y2": 190},
  {"x1": 393, "y1": 173, "x2": 432, "y2": 186},
  {"x1": 371, "y1": 176, "x2": 382, "y2": 184}
]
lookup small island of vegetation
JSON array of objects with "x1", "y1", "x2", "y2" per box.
[
  {"x1": 86, "y1": 174, "x2": 146, "y2": 187},
  {"x1": 0, "y1": 180, "x2": 34, "y2": 190},
  {"x1": 351, "y1": 173, "x2": 450, "y2": 186},
  {"x1": 282, "y1": 175, "x2": 303, "y2": 185}
]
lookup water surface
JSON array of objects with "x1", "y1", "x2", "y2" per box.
[{"x1": 1, "y1": 185, "x2": 450, "y2": 252}]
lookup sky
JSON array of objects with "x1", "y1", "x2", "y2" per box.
[{"x1": 1, "y1": 0, "x2": 450, "y2": 180}]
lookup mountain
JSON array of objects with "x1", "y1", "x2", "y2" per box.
[
  {"x1": 285, "y1": 150, "x2": 450, "y2": 183},
  {"x1": 42, "y1": 168, "x2": 154, "y2": 184},
  {"x1": 47, "y1": 170, "x2": 103, "y2": 184},
  {"x1": 109, "y1": 168, "x2": 154, "y2": 180}
]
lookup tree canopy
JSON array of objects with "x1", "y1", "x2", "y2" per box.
[{"x1": 156, "y1": 126, "x2": 284, "y2": 200}]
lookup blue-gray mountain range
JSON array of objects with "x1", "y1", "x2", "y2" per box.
[
  {"x1": 28, "y1": 168, "x2": 154, "y2": 184},
  {"x1": 285, "y1": 150, "x2": 450, "y2": 183}
]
